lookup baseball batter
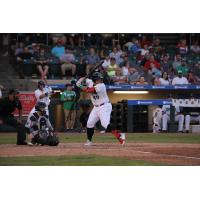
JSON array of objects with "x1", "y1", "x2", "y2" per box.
[{"x1": 76, "y1": 72, "x2": 125, "y2": 146}]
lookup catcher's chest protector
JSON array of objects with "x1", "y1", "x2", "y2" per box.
[{"x1": 39, "y1": 116, "x2": 48, "y2": 130}]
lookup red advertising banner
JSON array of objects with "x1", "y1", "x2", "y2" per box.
[{"x1": 13, "y1": 92, "x2": 36, "y2": 116}]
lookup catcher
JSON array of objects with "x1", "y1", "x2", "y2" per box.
[{"x1": 26, "y1": 102, "x2": 59, "y2": 146}]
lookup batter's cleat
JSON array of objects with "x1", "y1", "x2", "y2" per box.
[
  {"x1": 84, "y1": 140, "x2": 93, "y2": 146},
  {"x1": 112, "y1": 130, "x2": 126, "y2": 145},
  {"x1": 121, "y1": 140, "x2": 126, "y2": 146},
  {"x1": 100, "y1": 130, "x2": 106, "y2": 134}
]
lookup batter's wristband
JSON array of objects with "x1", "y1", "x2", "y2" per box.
[{"x1": 79, "y1": 85, "x2": 84, "y2": 89}]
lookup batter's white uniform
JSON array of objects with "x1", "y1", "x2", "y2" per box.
[
  {"x1": 162, "y1": 105, "x2": 184, "y2": 131},
  {"x1": 31, "y1": 86, "x2": 52, "y2": 116},
  {"x1": 85, "y1": 79, "x2": 112, "y2": 129}
]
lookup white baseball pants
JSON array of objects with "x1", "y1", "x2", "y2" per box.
[
  {"x1": 162, "y1": 113, "x2": 184, "y2": 131},
  {"x1": 87, "y1": 103, "x2": 112, "y2": 129}
]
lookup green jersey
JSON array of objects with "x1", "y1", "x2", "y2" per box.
[{"x1": 60, "y1": 90, "x2": 76, "y2": 110}]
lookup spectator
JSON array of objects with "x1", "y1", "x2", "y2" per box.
[
  {"x1": 60, "y1": 47, "x2": 76, "y2": 79},
  {"x1": 112, "y1": 68, "x2": 127, "y2": 84},
  {"x1": 51, "y1": 39, "x2": 65, "y2": 59},
  {"x1": 102, "y1": 56, "x2": 111, "y2": 70},
  {"x1": 152, "y1": 38, "x2": 163, "y2": 54},
  {"x1": 128, "y1": 67, "x2": 140, "y2": 84},
  {"x1": 187, "y1": 71, "x2": 198, "y2": 84},
  {"x1": 140, "y1": 44, "x2": 149, "y2": 56},
  {"x1": 176, "y1": 59, "x2": 189, "y2": 76},
  {"x1": 160, "y1": 54, "x2": 172, "y2": 73},
  {"x1": 119, "y1": 54, "x2": 129, "y2": 68},
  {"x1": 130, "y1": 39, "x2": 141, "y2": 54},
  {"x1": 35, "y1": 48, "x2": 50, "y2": 80},
  {"x1": 16, "y1": 47, "x2": 34, "y2": 78},
  {"x1": 50, "y1": 34, "x2": 66, "y2": 45},
  {"x1": 172, "y1": 71, "x2": 189, "y2": 85},
  {"x1": 31, "y1": 43, "x2": 40, "y2": 56},
  {"x1": 116, "y1": 44, "x2": 123, "y2": 56},
  {"x1": 144, "y1": 55, "x2": 161, "y2": 71},
  {"x1": 172, "y1": 53, "x2": 182, "y2": 71},
  {"x1": 152, "y1": 77, "x2": 160, "y2": 85},
  {"x1": 158, "y1": 72, "x2": 170, "y2": 85},
  {"x1": 151, "y1": 65, "x2": 162, "y2": 78},
  {"x1": 121, "y1": 61, "x2": 130, "y2": 77},
  {"x1": 109, "y1": 47, "x2": 123, "y2": 65},
  {"x1": 176, "y1": 39, "x2": 188, "y2": 55},
  {"x1": 192, "y1": 61, "x2": 200, "y2": 83},
  {"x1": 15, "y1": 42, "x2": 24, "y2": 56},
  {"x1": 139, "y1": 35, "x2": 151, "y2": 48},
  {"x1": 190, "y1": 40, "x2": 200, "y2": 55},
  {"x1": 85, "y1": 47, "x2": 100, "y2": 75},
  {"x1": 107, "y1": 57, "x2": 119, "y2": 77},
  {"x1": 140, "y1": 52, "x2": 150, "y2": 68},
  {"x1": 136, "y1": 76, "x2": 148, "y2": 85}
]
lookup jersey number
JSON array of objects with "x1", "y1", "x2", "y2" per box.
[{"x1": 92, "y1": 94, "x2": 99, "y2": 100}]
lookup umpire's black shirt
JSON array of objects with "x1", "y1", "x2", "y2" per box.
[{"x1": 0, "y1": 97, "x2": 22, "y2": 118}]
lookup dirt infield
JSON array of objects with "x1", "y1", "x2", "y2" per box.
[{"x1": 0, "y1": 142, "x2": 200, "y2": 165}]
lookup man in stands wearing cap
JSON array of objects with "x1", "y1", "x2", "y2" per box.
[
  {"x1": 172, "y1": 70, "x2": 189, "y2": 85},
  {"x1": 51, "y1": 39, "x2": 65, "y2": 59},
  {"x1": 60, "y1": 83, "x2": 76, "y2": 131},
  {"x1": 0, "y1": 89, "x2": 27, "y2": 145},
  {"x1": 176, "y1": 59, "x2": 189, "y2": 76}
]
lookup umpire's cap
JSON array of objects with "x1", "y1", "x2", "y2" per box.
[
  {"x1": 35, "y1": 102, "x2": 46, "y2": 111},
  {"x1": 8, "y1": 88, "x2": 20, "y2": 95},
  {"x1": 92, "y1": 72, "x2": 103, "y2": 82}
]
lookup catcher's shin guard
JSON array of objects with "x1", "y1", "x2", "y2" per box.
[{"x1": 111, "y1": 130, "x2": 125, "y2": 144}]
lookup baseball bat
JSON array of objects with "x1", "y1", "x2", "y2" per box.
[{"x1": 84, "y1": 60, "x2": 104, "y2": 80}]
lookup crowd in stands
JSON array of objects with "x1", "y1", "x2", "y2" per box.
[{"x1": 7, "y1": 33, "x2": 200, "y2": 85}]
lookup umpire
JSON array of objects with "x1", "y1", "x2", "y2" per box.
[{"x1": 0, "y1": 89, "x2": 27, "y2": 145}]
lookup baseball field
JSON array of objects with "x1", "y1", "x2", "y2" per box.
[{"x1": 0, "y1": 132, "x2": 200, "y2": 166}]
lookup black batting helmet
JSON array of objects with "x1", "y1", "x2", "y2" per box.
[{"x1": 92, "y1": 72, "x2": 103, "y2": 82}]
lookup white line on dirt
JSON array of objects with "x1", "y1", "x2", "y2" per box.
[{"x1": 124, "y1": 149, "x2": 200, "y2": 161}]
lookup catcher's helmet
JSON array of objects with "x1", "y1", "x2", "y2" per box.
[
  {"x1": 92, "y1": 72, "x2": 103, "y2": 82},
  {"x1": 38, "y1": 80, "x2": 45, "y2": 88},
  {"x1": 35, "y1": 102, "x2": 46, "y2": 112}
]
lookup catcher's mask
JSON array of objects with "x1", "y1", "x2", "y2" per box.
[{"x1": 35, "y1": 102, "x2": 46, "y2": 115}]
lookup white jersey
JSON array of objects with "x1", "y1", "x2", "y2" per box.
[
  {"x1": 172, "y1": 77, "x2": 188, "y2": 85},
  {"x1": 86, "y1": 79, "x2": 110, "y2": 106},
  {"x1": 34, "y1": 86, "x2": 52, "y2": 106},
  {"x1": 162, "y1": 105, "x2": 180, "y2": 116}
]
